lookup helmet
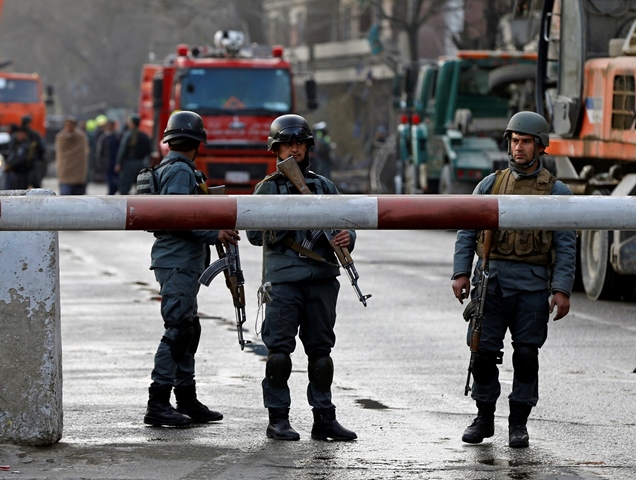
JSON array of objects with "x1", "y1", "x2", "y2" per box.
[
  {"x1": 95, "y1": 114, "x2": 108, "y2": 127},
  {"x1": 267, "y1": 114, "x2": 315, "y2": 151},
  {"x1": 162, "y1": 111, "x2": 207, "y2": 144},
  {"x1": 504, "y1": 111, "x2": 550, "y2": 147}
]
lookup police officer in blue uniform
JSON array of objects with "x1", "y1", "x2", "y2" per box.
[
  {"x1": 115, "y1": 113, "x2": 152, "y2": 195},
  {"x1": 247, "y1": 114, "x2": 357, "y2": 441},
  {"x1": 451, "y1": 111, "x2": 576, "y2": 448},
  {"x1": 144, "y1": 111, "x2": 240, "y2": 427}
]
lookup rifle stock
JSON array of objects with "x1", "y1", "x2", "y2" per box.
[
  {"x1": 464, "y1": 229, "x2": 493, "y2": 396},
  {"x1": 277, "y1": 157, "x2": 371, "y2": 306}
]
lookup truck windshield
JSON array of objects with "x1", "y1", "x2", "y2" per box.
[
  {"x1": 0, "y1": 78, "x2": 40, "y2": 103},
  {"x1": 180, "y1": 67, "x2": 292, "y2": 114}
]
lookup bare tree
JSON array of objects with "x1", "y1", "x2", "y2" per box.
[
  {"x1": 373, "y1": 0, "x2": 462, "y2": 64},
  {"x1": 0, "y1": 0, "x2": 259, "y2": 116},
  {"x1": 452, "y1": 0, "x2": 513, "y2": 50}
]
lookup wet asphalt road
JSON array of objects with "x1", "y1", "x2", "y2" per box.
[{"x1": 1, "y1": 181, "x2": 635, "y2": 479}]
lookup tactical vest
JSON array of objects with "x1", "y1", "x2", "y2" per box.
[
  {"x1": 265, "y1": 170, "x2": 329, "y2": 195},
  {"x1": 476, "y1": 168, "x2": 557, "y2": 265}
]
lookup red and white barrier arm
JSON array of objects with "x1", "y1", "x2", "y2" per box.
[{"x1": 0, "y1": 194, "x2": 635, "y2": 231}]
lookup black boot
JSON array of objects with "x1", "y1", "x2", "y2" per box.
[
  {"x1": 144, "y1": 385, "x2": 193, "y2": 427},
  {"x1": 508, "y1": 401, "x2": 532, "y2": 448},
  {"x1": 311, "y1": 408, "x2": 357, "y2": 441},
  {"x1": 462, "y1": 401, "x2": 496, "y2": 444},
  {"x1": 174, "y1": 384, "x2": 223, "y2": 423},
  {"x1": 266, "y1": 408, "x2": 300, "y2": 441}
]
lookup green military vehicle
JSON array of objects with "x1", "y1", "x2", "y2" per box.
[{"x1": 396, "y1": 50, "x2": 537, "y2": 194}]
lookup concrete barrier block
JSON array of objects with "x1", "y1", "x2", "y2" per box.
[{"x1": 0, "y1": 189, "x2": 62, "y2": 445}]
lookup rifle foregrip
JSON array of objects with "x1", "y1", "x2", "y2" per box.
[{"x1": 469, "y1": 328, "x2": 481, "y2": 353}]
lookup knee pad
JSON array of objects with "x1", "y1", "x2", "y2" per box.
[
  {"x1": 265, "y1": 352, "x2": 292, "y2": 389},
  {"x1": 512, "y1": 344, "x2": 539, "y2": 384},
  {"x1": 308, "y1": 356, "x2": 334, "y2": 391},
  {"x1": 472, "y1": 351, "x2": 502, "y2": 385},
  {"x1": 161, "y1": 324, "x2": 194, "y2": 362},
  {"x1": 188, "y1": 317, "x2": 202, "y2": 356}
]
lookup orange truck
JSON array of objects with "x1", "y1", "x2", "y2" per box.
[
  {"x1": 138, "y1": 30, "x2": 316, "y2": 194},
  {"x1": 536, "y1": 0, "x2": 636, "y2": 300},
  {"x1": 0, "y1": 71, "x2": 47, "y2": 136}
]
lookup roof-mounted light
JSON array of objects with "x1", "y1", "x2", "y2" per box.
[
  {"x1": 213, "y1": 30, "x2": 245, "y2": 54},
  {"x1": 176, "y1": 44, "x2": 190, "y2": 57},
  {"x1": 272, "y1": 45, "x2": 284, "y2": 58}
]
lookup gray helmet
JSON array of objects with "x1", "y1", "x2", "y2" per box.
[
  {"x1": 162, "y1": 111, "x2": 207, "y2": 144},
  {"x1": 504, "y1": 111, "x2": 549, "y2": 147},
  {"x1": 267, "y1": 114, "x2": 315, "y2": 151}
]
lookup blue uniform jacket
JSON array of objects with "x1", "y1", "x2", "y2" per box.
[
  {"x1": 452, "y1": 164, "x2": 577, "y2": 297},
  {"x1": 247, "y1": 170, "x2": 356, "y2": 284},
  {"x1": 150, "y1": 151, "x2": 219, "y2": 272}
]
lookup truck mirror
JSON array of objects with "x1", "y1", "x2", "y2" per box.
[
  {"x1": 45, "y1": 85, "x2": 55, "y2": 106},
  {"x1": 152, "y1": 76, "x2": 164, "y2": 109},
  {"x1": 305, "y1": 79, "x2": 318, "y2": 110}
]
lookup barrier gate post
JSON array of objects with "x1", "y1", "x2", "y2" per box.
[{"x1": 0, "y1": 189, "x2": 62, "y2": 445}]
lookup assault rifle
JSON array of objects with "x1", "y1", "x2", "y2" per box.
[
  {"x1": 199, "y1": 242, "x2": 251, "y2": 350},
  {"x1": 464, "y1": 229, "x2": 493, "y2": 396},
  {"x1": 277, "y1": 156, "x2": 371, "y2": 307}
]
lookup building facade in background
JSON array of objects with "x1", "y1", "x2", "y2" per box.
[{"x1": 261, "y1": 0, "x2": 491, "y2": 179}]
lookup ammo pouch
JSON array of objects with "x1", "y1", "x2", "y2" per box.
[
  {"x1": 136, "y1": 165, "x2": 160, "y2": 194},
  {"x1": 136, "y1": 157, "x2": 206, "y2": 195}
]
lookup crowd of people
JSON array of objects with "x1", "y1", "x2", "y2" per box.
[{"x1": 1, "y1": 112, "x2": 151, "y2": 195}]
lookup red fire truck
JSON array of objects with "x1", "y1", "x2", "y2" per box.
[{"x1": 138, "y1": 30, "x2": 316, "y2": 194}]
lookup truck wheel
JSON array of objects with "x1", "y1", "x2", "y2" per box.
[
  {"x1": 580, "y1": 229, "x2": 621, "y2": 301},
  {"x1": 488, "y1": 64, "x2": 536, "y2": 98},
  {"x1": 580, "y1": 189, "x2": 636, "y2": 300}
]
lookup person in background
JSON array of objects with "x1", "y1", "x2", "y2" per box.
[
  {"x1": 55, "y1": 116, "x2": 89, "y2": 195},
  {"x1": 95, "y1": 119, "x2": 121, "y2": 195},
  {"x1": 3, "y1": 126, "x2": 36, "y2": 190},
  {"x1": 115, "y1": 113, "x2": 151, "y2": 194},
  {"x1": 310, "y1": 121, "x2": 334, "y2": 178},
  {"x1": 20, "y1": 115, "x2": 47, "y2": 188}
]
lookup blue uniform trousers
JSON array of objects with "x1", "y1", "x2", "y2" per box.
[
  {"x1": 150, "y1": 267, "x2": 200, "y2": 388},
  {"x1": 261, "y1": 279, "x2": 339, "y2": 410},
  {"x1": 469, "y1": 281, "x2": 549, "y2": 406}
]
